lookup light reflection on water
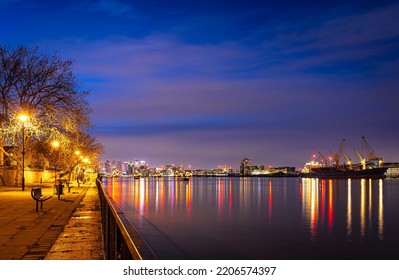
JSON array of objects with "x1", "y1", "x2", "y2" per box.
[
  {"x1": 103, "y1": 177, "x2": 399, "y2": 259},
  {"x1": 301, "y1": 178, "x2": 385, "y2": 242}
]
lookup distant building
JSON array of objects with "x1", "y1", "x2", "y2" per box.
[
  {"x1": 240, "y1": 158, "x2": 252, "y2": 176},
  {"x1": 251, "y1": 166, "x2": 296, "y2": 175},
  {"x1": 104, "y1": 160, "x2": 111, "y2": 173},
  {"x1": 164, "y1": 165, "x2": 174, "y2": 176},
  {"x1": 217, "y1": 165, "x2": 233, "y2": 176}
]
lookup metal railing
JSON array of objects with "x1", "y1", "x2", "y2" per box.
[{"x1": 96, "y1": 178, "x2": 157, "y2": 260}]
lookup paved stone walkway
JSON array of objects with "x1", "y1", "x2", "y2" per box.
[
  {"x1": 45, "y1": 186, "x2": 104, "y2": 259},
  {"x1": 0, "y1": 181, "x2": 104, "y2": 260}
]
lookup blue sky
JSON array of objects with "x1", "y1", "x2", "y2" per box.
[{"x1": 2, "y1": 0, "x2": 399, "y2": 169}]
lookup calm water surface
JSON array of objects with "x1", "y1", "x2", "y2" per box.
[{"x1": 102, "y1": 177, "x2": 399, "y2": 260}]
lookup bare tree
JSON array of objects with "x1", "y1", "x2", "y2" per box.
[
  {"x1": 0, "y1": 45, "x2": 102, "y2": 186},
  {"x1": 62, "y1": 132, "x2": 105, "y2": 183}
]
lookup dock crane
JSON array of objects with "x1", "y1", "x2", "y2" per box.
[
  {"x1": 333, "y1": 139, "x2": 345, "y2": 167},
  {"x1": 331, "y1": 139, "x2": 345, "y2": 168},
  {"x1": 361, "y1": 136, "x2": 383, "y2": 167},
  {"x1": 362, "y1": 136, "x2": 376, "y2": 160},
  {"x1": 318, "y1": 152, "x2": 328, "y2": 167},
  {"x1": 331, "y1": 139, "x2": 352, "y2": 169},
  {"x1": 342, "y1": 151, "x2": 352, "y2": 170},
  {"x1": 354, "y1": 147, "x2": 366, "y2": 170}
]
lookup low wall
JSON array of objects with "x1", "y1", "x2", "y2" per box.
[{"x1": 0, "y1": 168, "x2": 58, "y2": 186}]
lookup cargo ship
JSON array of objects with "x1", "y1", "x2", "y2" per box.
[
  {"x1": 300, "y1": 137, "x2": 388, "y2": 179},
  {"x1": 300, "y1": 166, "x2": 388, "y2": 179}
]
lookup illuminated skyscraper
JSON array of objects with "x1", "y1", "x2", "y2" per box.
[{"x1": 240, "y1": 158, "x2": 252, "y2": 176}]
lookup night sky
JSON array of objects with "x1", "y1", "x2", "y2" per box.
[{"x1": 2, "y1": 0, "x2": 399, "y2": 169}]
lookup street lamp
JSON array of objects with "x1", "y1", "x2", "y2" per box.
[
  {"x1": 74, "y1": 151, "x2": 81, "y2": 183},
  {"x1": 51, "y1": 140, "x2": 62, "y2": 199},
  {"x1": 18, "y1": 114, "x2": 29, "y2": 191},
  {"x1": 51, "y1": 140, "x2": 60, "y2": 184}
]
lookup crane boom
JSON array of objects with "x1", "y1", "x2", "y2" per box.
[
  {"x1": 361, "y1": 136, "x2": 384, "y2": 167},
  {"x1": 362, "y1": 136, "x2": 376, "y2": 160},
  {"x1": 354, "y1": 147, "x2": 366, "y2": 170},
  {"x1": 342, "y1": 151, "x2": 352, "y2": 169},
  {"x1": 318, "y1": 151, "x2": 328, "y2": 167},
  {"x1": 333, "y1": 139, "x2": 346, "y2": 167}
]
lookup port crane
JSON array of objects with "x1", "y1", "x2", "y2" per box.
[
  {"x1": 362, "y1": 136, "x2": 376, "y2": 160},
  {"x1": 342, "y1": 151, "x2": 352, "y2": 170},
  {"x1": 318, "y1": 151, "x2": 328, "y2": 167},
  {"x1": 331, "y1": 139, "x2": 345, "y2": 168},
  {"x1": 331, "y1": 139, "x2": 353, "y2": 169},
  {"x1": 354, "y1": 147, "x2": 366, "y2": 170},
  {"x1": 332, "y1": 139, "x2": 343, "y2": 167},
  {"x1": 361, "y1": 136, "x2": 383, "y2": 167}
]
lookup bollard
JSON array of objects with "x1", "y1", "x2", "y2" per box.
[{"x1": 57, "y1": 183, "x2": 64, "y2": 200}]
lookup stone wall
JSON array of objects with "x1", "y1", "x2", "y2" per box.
[{"x1": 0, "y1": 168, "x2": 56, "y2": 186}]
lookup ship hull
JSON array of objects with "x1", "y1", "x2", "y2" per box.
[{"x1": 300, "y1": 167, "x2": 388, "y2": 179}]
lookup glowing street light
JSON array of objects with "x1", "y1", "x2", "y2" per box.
[
  {"x1": 18, "y1": 114, "x2": 29, "y2": 191},
  {"x1": 52, "y1": 140, "x2": 60, "y2": 148},
  {"x1": 51, "y1": 140, "x2": 60, "y2": 183},
  {"x1": 18, "y1": 114, "x2": 28, "y2": 122},
  {"x1": 51, "y1": 140, "x2": 62, "y2": 199}
]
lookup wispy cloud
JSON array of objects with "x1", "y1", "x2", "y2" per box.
[
  {"x1": 35, "y1": 1, "x2": 399, "y2": 166},
  {"x1": 257, "y1": 3, "x2": 399, "y2": 77}
]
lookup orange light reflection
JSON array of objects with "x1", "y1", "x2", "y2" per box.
[
  {"x1": 360, "y1": 179, "x2": 366, "y2": 237},
  {"x1": 346, "y1": 179, "x2": 352, "y2": 238},
  {"x1": 378, "y1": 179, "x2": 384, "y2": 240},
  {"x1": 186, "y1": 182, "x2": 191, "y2": 217},
  {"x1": 320, "y1": 180, "x2": 325, "y2": 227},
  {"x1": 268, "y1": 180, "x2": 272, "y2": 224}
]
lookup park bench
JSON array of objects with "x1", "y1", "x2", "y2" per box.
[
  {"x1": 54, "y1": 179, "x2": 74, "y2": 194},
  {"x1": 66, "y1": 181, "x2": 74, "y2": 193},
  {"x1": 31, "y1": 187, "x2": 53, "y2": 212}
]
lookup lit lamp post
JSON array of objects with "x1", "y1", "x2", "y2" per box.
[
  {"x1": 51, "y1": 140, "x2": 61, "y2": 199},
  {"x1": 51, "y1": 140, "x2": 60, "y2": 184},
  {"x1": 18, "y1": 114, "x2": 29, "y2": 191},
  {"x1": 74, "y1": 151, "x2": 80, "y2": 183},
  {"x1": 82, "y1": 157, "x2": 89, "y2": 184}
]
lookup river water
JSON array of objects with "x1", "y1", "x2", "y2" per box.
[{"x1": 102, "y1": 176, "x2": 399, "y2": 260}]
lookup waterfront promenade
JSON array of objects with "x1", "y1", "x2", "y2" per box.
[{"x1": 0, "y1": 180, "x2": 104, "y2": 260}]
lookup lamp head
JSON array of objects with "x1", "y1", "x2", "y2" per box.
[
  {"x1": 18, "y1": 114, "x2": 29, "y2": 122},
  {"x1": 51, "y1": 140, "x2": 60, "y2": 148}
]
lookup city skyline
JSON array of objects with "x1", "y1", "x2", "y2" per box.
[
  {"x1": 2, "y1": 1, "x2": 399, "y2": 169},
  {"x1": 101, "y1": 157, "x2": 299, "y2": 178}
]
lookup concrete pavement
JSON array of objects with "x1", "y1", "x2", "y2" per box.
[{"x1": 0, "y1": 181, "x2": 104, "y2": 260}]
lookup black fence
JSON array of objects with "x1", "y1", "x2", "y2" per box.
[{"x1": 96, "y1": 178, "x2": 157, "y2": 260}]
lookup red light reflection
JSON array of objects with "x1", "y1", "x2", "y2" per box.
[{"x1": 328, "y1": 180, "x2": 333, "y2": 233}]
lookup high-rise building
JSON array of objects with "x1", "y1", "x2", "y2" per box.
[
  {"x1": 240, "y1": 158, "x2": 252, "y2": 176},
  {"x1": 105, "y1": 160, "x2": 111, "y2": 173}
]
